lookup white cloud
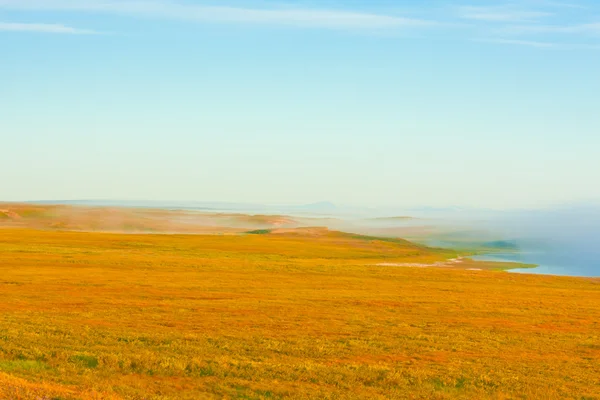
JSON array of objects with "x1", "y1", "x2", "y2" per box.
[
  {"x1": 505, "y1": 22, "x2": 600, "y2": 35},
  {"x1": 459, "y1": 3, "x2": 599, "y2": 50},
  {"x1": 529, "y1": 1, "x2": 587, "y2": 9},
  {"x1": 474, "y1": 38, "x2": 600, "y2": 50},
  {"x1": 0, "y1": 0, "x2": 435, "y2": 30},
  {"x1": 0, "y1": 22, "x2": 97, "y2": 34},
  {"x1": 474, "y1": 38, "x2": 556, "y2": 47},
  {"x1": 458, "y1": 6, "x2": 552, "y2": 22}
]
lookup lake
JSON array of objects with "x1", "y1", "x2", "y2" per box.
[{"x1": 471, "y1": 238, "x2": 600, "y2": 277}]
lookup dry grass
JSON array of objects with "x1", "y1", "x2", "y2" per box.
[
  {"x1": 0, "y1": 371, "x2": 120, "y2": 400},
  {"x1": 0, "y1": 228, "x2": 599, "y2": 399}
]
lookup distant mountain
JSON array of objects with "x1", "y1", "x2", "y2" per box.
[
  {"x1": 368, "y1": 216, "x2": 415, "y2": 221},
  {"x1": 292, "y1": 201, "x2": 337, "y2": 212}
]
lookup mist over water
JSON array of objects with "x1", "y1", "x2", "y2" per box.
[
  {"x1": 471, "y1": 206, "x2": 600, "y2": 277},
  {"x1": 330, "y1": 204, "x2": 600, "y2": 278}
]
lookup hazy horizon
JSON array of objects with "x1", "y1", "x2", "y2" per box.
[
  {"x1": 2, "y1": 197, "x2": 599, "y2": 277},
  {"x1": 6, "y1": 197, "x2": 600, "y2": 213}
]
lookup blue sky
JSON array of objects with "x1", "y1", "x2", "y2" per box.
[{"x1": 1, "y1": 0, "x2": 599, "y2": 209}]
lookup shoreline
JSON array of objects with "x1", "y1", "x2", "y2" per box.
[{"x1": 375, "y1": 256, "x2": 539, "y2": 273}]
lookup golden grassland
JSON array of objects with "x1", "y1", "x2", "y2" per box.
[{"x1": 0, "y1": 227, "x2": 599, "y2": 399}]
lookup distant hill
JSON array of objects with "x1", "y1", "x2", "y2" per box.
[
  {"x1": 482, "y1": 240, "x2": 520, "y2": 250},
  {"x1": 0, "y1": 204, "x2": 302, "y2": 234},
  {"x1": 368, "y1": 216, "x2": 415, "y2": 221},
  {"x1": 293, "y1": 201, "x2": 337, "y2": 212}
]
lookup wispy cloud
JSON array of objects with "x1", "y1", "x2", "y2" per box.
[
  {"x1": 474, "y1": 38, "x2": 600, "y2": 50},
  {"x1": 459, "y1": 2, "x2": 599, "y2": 50},
  {"x1": 0, "y1": 0, "x2": 596, "y2": 51},
  {"x1": 458, "y1": 6, "x2": 553, "y2": 22},
  {"x1": 474, "y1": 38, "x2": 556, "y2": 47},
  {"x1": 528, "y1": 1, "x2": 588, "y2": 9},
  {"x1": 505, "y1": 22, "x2": 600, "y2": 34},
  {"x1": 0, "y1": 0, "x2": 436, "y2": 30},
  {"x1": 0, "y1": 22, "x2": 97, "y2": 34}
]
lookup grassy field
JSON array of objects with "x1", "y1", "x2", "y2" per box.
[{"x1": 0, "y1": 227, "x2": 599, "y2": 399}]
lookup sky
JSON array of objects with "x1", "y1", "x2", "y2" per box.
[{"x1": 1, "y1": 0, "x2": 599, "y2": 209}]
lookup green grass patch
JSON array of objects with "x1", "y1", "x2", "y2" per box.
[
  {"x1": 70, "y1": 354, "x2": 99, "y2": 369},
  {"x1": 482, "y1": 261, "x2": 538, "y2": 271},
  {"x1": 0, "y1": 360, "x2": 49, "y2": 372}
]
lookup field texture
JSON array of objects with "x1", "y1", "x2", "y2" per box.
[{"x1": 0, "y1": 228, "x2": 599, "y2": 399}]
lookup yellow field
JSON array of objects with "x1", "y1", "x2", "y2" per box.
[{"x1": 0, "y1": 227, "x2": 599, "y2": 399}]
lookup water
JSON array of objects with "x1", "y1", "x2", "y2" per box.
[
  {"x1": 433, "y1": 205, "x2": 600, "y2": 277},
  {"x1": 470, "y1": 252, "x2": 598, "y2": 277},
  {"x1": 470, "y1": 237, "x2": 600, "y2": 277}
]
